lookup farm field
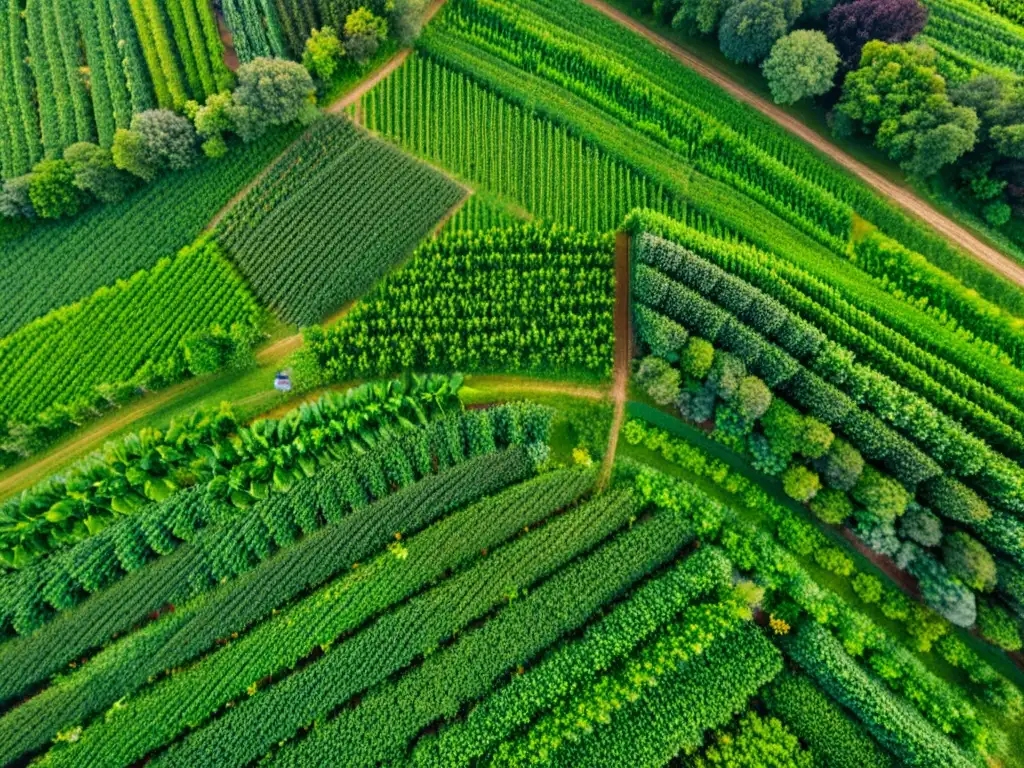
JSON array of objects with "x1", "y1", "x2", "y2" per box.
[{"x1": 1, "y1": 0, "x2": 1024, "y2": 764}]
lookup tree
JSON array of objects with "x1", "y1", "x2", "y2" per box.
[
  {"x1": 133, "y1": 110, "x2": 200, "y2": 172},
  {"x1": 943, "y1": 532, "x2": 997, "y2": 592},
  {"x1": 64, "y1": 142, "x2": 135, "y2": 203},
  {"x1": 735, "y1": 375, "x2": 772, "y2": 420},
  {"x1": 817, "y1": 437, "x2": 863, "y2": 490},
  {"x1": 636, "y1": 356, "x2": 682, "y2": 405},
  {"x1": 345, "y1": 7, "x2": 388, "y2": 63},
  {"x1": 303, "y1": 27, "x2": 344, "y2": 81},
  {"x1": 672, "y1": 0, "x2": 733, "y2": 35},
  {"x1": 28, "y1": 160, "x2": 82, "y2": 219},
  {"x1": 851, "y1": 465, "x2": 909, "y2": 522},
  {"x1": 976, "y1": 602, "x2": 1022, "y2": 651},
  {"x1": 826, "y1": 0, "x2": 928, "y2": 70},
  {"x1": 193, "y1": 92, "x2": 237, "y2": 158},
  {"x1": 680, "y1": 337, "x2": 715, "y2": 379},
  {"x1": 0, "y1": 175, "x2": 36, "y2": 219},
  {"x1": 113, "y1": 128, "x2": 158, "y2": 181},
  {"x1": 782, "y1": 464, "x2": 821, "y2": 503},
  {"x1": 390, "y1": 0, "x2": 425, "y2": 45},
  {"x1": 838, "y1": 42, "x2": 978, "y2": 177},
  {"x1": 232, "y1": 58, "x2": 317, "y2": 141},
  {"x1": 762, "y1": 30, "x2": 839, "y2": 105},
  {"x1": 719, "y1": 0, "x2": 789, "y2": 64}
]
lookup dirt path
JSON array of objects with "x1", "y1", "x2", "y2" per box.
[
  {"x1": 581, "y1": 0, "x2": 1024, "y2": 289},
  {"x1": 464, "y1": 374, "x2": 607, "y2": 400},
  {"x1": 598, "y1": 232, "x2": 632, "y2": 488},
  {"x1": 213, "y1": 7, "x2": 240, "y2": 72}
]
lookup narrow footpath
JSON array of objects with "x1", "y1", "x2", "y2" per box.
[
  {"x1": 598, "y1": 231, "x2": 632, "y2": 489},
  {"x1": 581, "y1": 0, "x2": 1024, "y2": 289}
]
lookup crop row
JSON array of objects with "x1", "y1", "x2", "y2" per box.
[
  {"x1": 0, "y1": 424, "x2": 537, "y2": 708},
  {"x1": 762, "y1": 671, "x2": 895, "y2": 768},
  {"x1": 509, "y1": 622, "x2": 780, "y2": 768},
  {"x1": 632, "y1": 231, "x2": 1024, "y2": 520},
  {"x1": 144, "y1": 486, "x2": 642, "y2": 767},
  {"x1": 298, "y1": 574, "x2": 750, "y2": 767},
  {"x1": 439, "y1": 0, "x2": 852, "y2": 249},
  {"x1": 301, "y1": 223, "x2": 616, "y2": 384},
  {"x1": 362, "y1": 54, "x2": 691, "y2": 234},
  {"x1": 0, "y1": 237, "x2": 261, "y2": 421},
  {"x1": 217, "y1": 116, "x2": 465, "y2": 325},
  {"x1": 785, "y1": 622, "x2": 974, "y2": 768},
  {"x1": 923, "y1": 0, "x2": 1024, "y2": 78},
  {"x1": 408, "y1": 545, "x2": 733, "y2": 767},
  {"x1": 633, "y1": 466, "x2": 1006, "y2": 765},
  {"x1": 221, "y1": 0, "x2": 289, "y2": 61},
  {"x1": 0, "y1": 394, "x2": 541, "y2": 641},
  {"x1": 10, "y1": 457, "x2": 572, "y2": 766},
  {"x1": 0, "y1": 126, "x2": 297, "y2": 338},
  {"x1": 626, "y1": 421, "x2": 1023, "y2": 717}
]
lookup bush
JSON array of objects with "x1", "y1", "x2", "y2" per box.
[
  {"x1": 809, "y1": 488, "x2": 851, "y2": 524},
  {"x1": 232, "y1": 58, "x2": 317, "y2": 137},
  {"x1": 64, "y1": 143, "x2": 135, "y2": 204},
  {"x1": 906, "y1": 545, "x2": 977, "y2": 627},
  {"x1": 942, "y1": 532, "x2": 997, "y2": 593},
  {"x1": 799, "y1": 417, "x2": 834, "y2": 459},
  {"x1": 735, "y1": 375, "x2": 772, "y2": 421},
  {"x1": 345, "y1": 7, "x2": 388, "y2": 63},
  {"x1": 749, "y1": 433, "x2": 789, "y2": 475},
  {"x1": 762, "y1": 30, "x2": 839, "y2": 105},
  {"x1": 761, "y1": 399, "x2": 803, "y2": 458},
  {"x1": 680, "y1": 336, "x2": 715, "y2": 379},
  {"x1": 636, "y1": 356, "x2": 682, "y2": 405},
  {"x1": 782, "y1": 465, "x2": 821, "y2": 503},
  {"x1": 976, "y1": 602, "x2": 1022, "y2": 652},
  {"x1": 707, "y1": 350, "x2": 746, "y2": 399},
  {"x1": 695, "y1": 712, "x2": 812, "y2": 767},
  {"x1": 817, "y1": 438, "x2": 863, "y2": 491},
  {"x1": 28, "y1": 160, "x2": 82, "y2": 219},
  {"x1": 0, "y1": 175, "x2": 36, "y2": 219},
  {"x1": 899, "y1": 505, "x2": 942, "y2": 548},
  {"x1": 852, "y1": 572, "x2": 883, "y2": 604},
  {"x1": 303, "y1": 27, "x2": 344, "y2": 81},
  {"x1": 132, "y1": 110, "x2": 201, "y2": 173},
  {"x1": 851, "y1": 466, "x2": 909, "y2": 523},
  {"x1": 719, "y1": 0, "x2": 788, "y2": 64}
]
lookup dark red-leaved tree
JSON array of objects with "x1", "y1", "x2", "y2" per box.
[{"x1": 827, "y1": 0, "x2": 929, "y2": 69}]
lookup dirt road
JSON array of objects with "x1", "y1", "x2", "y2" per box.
[
  {"x1": 598, "y1": 232, "x2": 633, "y2": 488},
  {"x1": 581, "y1": 0, "x2": 1024, "y2": 288}
]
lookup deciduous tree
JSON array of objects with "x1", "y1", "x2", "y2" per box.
[{"x1": 762, "y1": 30, "x2": 839, "y2": 104}]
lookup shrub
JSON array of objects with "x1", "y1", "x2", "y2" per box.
[
  {"x1": 852, "y1": 572, "x2": 883, "y2": 604},
  {"x1": 906, "y1": 545, "x2": 977, "y2": 627},
  {"x1": 132, "y1": 110, "x2": 201, "y2": 173},
  {"x1": 232, "y1": 58, "x2": 317, "y2": 138},
  {"x1": 899, "y1": 505, "x2": 942, "y2": 548},
  {"x1": 719, "y1": 0, "x2": 788, "y2": 64},
  {"x1": 64, "y1": 143, "x2": 135, "y2": 204},
  {"x1": 303, "y1": 27, "x2": 344, "y2": 81},
  {"x1": 680, "y1": 336, "x2": 715, "y2": 379},
  {"x1": 749, "y1": 433, "x2": 789, "y2": 475},
  {"x1": 817, "y1": 438, "x2": 863, "y2": 491},
  {"x1": 28, "y1": 160, "x2": 82, "y2": 219},
  {"x1": 800, "y1": 417, "x2": 834, "y2": 459},
  {"x1": 942, "y1": 532, "x2": 997, "y2": 593},
  {"x1": 809, "y1": 488, "x2": 851, "y2": 524},
  {"x1": 761, "y1": 399, "x2": 803, "y2": 458},
  {"x1": 815, "y1": 546, "x2": 854, "y2": 576},
  {"x1": 782, "y1": 465, "x2": 821, "y2": 503},
  {"x1": 762, "y1": 30, "x2": 839, "y2": 105},
  {"x1": 735, "y1": 375, "x2": 772, "y2": 421},
  {"x1": 851, "y1": 466, "x2": 909, "y2": 523},
  {"x1": 707, "y1": 350, "x2": 746, "y2": 399},
  {"x1": 976, "y1": 602, "x2": 1022, "y2": 652},
  {"x1": 695, "y1": 712, "x2": 812, "y2": 767},
  {"x1": 0, "y1": 176, "x2": 36, "y2": 219},
  {"x1": 345, "y1": 7, "x2": 388, "y2": 63},
  {"x1": 636, "y1": 356, "x2": 682, "y2": 405}
]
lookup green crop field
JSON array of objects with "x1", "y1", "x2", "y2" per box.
[{"x1": 1, "y1": 0, "x2": 1023, "y2": 764}]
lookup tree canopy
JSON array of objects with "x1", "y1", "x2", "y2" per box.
[{"x1": 763, "y1": 30, "x2": 840, "y2": 104}]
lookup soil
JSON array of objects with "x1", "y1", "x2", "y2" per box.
[
  {"x1": 598, "y1": 231, "x2": 632, "y2": 488},
  {"x1": 581, "y1": 0, "x2": 1024, "y2": 289}
]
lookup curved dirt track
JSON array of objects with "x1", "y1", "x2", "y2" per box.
[{"x1": 581, "y1": 0, "x2": 1024, "y2": 289}]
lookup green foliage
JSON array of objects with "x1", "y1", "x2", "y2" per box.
[
  {"x1": 762, "y1": 671, "x2": 895, "y2": 768},
  {"x1": 28, "y1": 457, "x2": 573, "y2": 767},
  {"x1": 976, "y1": 601, "x2": 1023, "y2": 652},
  {"x1": 232, "y1": 57, "x2": 317, "y2": 137},
  {"x1": 217, "y1": 117, "x2": 464, "y2": 325},
  {"x1": 300, "y1": 223, "x2": 615, "y2": 384},
  {"x1": 735, "y1": 374, "x2": 773, "y2": 420},
  {"x1": 681, "y1": 336, "x2": 716, "y2": 379},
  {"x1": 782, "y1": 464, "x2": 821, "y2": 503},
  {"x1": 344, "y1": 6, "x2": 388, "y2": 63},
  {"x1": 810, "y1": 487, "x2": 852, "y2": 524},
  {"x1": 839, "y1": 41, "x2": 979, "y2": 177},
  {"x1": 0, "y1": 126, "x2": 295, "y2": 340},
  {"x1": 63, "y1": 142, "x2": 134, "y2": 203},
  {"x1": 303, "y1": 26, "x2": 345, "y2": 80},
  {"x1": 695, "y1": 711, "x2": 812, "y2": 767},
  {"x1": 27, "y1": 159, "x2": 81, "y2": 218},
  {"x1": 943, "y1": 531, "x2": 998, "y2": 592},
  {"x1": 762, "y1": 29, "x2": 838, "y2": 105},
  {"x1": 0, "y1": 237, "x2": 261, "y2": 424},
  {"x1": 718, "y1": 0, "x2": 789, "y2": 64},
  {"x1": 637, "y1": 356, "x2": 683, "y2": 405}
]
